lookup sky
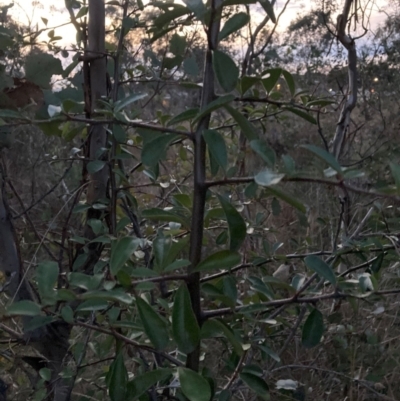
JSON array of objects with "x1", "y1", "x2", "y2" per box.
[{"x1": 2, "y1": 0, "x2": 393, "y2": 47}]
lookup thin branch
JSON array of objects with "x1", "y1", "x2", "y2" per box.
[
  {"x1": 268, "y1": 306, "x2": 306, "y2": 371},
  {"x1": 270, "y1": 364, "x2": 396, "y2": 401},
  {"x1": 74, "y1": 321, "x2": 183, "y2": 366},
  {"x1": 349, "y1": 206, "x2": 374, "y2": 240},
  {"x1": 338, "y1": 255, "x2": 379, "y2": 277},
  {"x1": 13, "y1": 161, "x2": 75, "y2": 219},
  {"x1": 236, "y1": 97, "x2": 317, "y2": 112},
  {"x1": 6, "y1": 179, "x2": 58, "y2": 262},
  {"x1": 0, "y1": 323, "x2": 23, "y2": 340},
  {"x1": 131, "y1": 274, "x2": 188, "y2": 286},
  {"x1": 202, "y1": 286, "x2": 400, "y2": 319},
  {"x1": 205, "y1": 175, "x2": 400, "y2": 202},
  {"x1": 224, "y1": 351, "x2": 247, "y2": 390},
  {"x1": 200, "y1": 245, "x2": 391, "y2": 284},
  {"x1": 203, "y1": 291, "x2": 346, "y2": 319}
]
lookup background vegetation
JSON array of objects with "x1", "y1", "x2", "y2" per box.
[{"x1": 1, "y1": 0, "x2": 400, "y2": 400}]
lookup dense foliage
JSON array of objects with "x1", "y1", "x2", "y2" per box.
[{"x1": 1, "y1": 0, "x2": 400, "y2": 400}]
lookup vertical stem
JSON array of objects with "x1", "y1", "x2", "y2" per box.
[
  {"x1": 87, "y1": 0, "x2": 107, "y2": 203},
  {"x1": 109, "y1": 0, "x2": 129, "y2": 235},
  {"x1": 331, "y1": 0, "x2": 357, "y2": 160},
  {"x1": 186, "y1": 0, "x2": 222, "y2": 371},
  {"x1": 83, "y1": 0, "x2": 109, "y2": 269},
  {"x1": 330, "y1": 0, "x2": 357, "y2": 240},
  {"x1": 0, "y1": 163, "x2": 25, "y2": 300}
]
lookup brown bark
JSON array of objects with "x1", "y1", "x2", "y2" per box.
[
  {"x1": 80, "y1": 0, "x2": 109, "y2": 273},
  {"x1": 186, "y1": 0, "x2": 223, "y2": 371}
]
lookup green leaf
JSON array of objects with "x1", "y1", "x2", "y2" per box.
[
  {"x1": 108, "y1": 353, "x2": 128, "y2": 401},
  {"x1": 36, "y1": 261, "x2": 59, "y2": 305},
  {"x1": 164, "y1": 259, "x2": 191, "y2": 272},
  {"x1": 61, "y1": 306, "x2": 74, "y2": 323},
  {"x1": 127, "y1": 368, "x2": 171, "y2": 400},
  {"x1": 178, "y1": 367, "x2": 211, "y2": 401},
  {"x1": 87, "y1": 160, "x2": 106, "y2": 174},
  {"x1": 259, "y1": 0, "x2": 276, "y2": 23},
  {"x1": 76, "y1": 5, "x2": 88, "y2": 18},
  {"x1": 306, "y1": 99, "x2": 336, "y2": 107},
  {"x1": 390, "y1": 163, "x2": 400, "y2": 191},
  {"x1": 24, "y1": 316, "x2": 54, "y2": 332},
  {"x1": 213, "y1": 50, "x2": 239, "y2": 93},
  {"x1": 170, "y1": 33, "x2": 186, "y2": 56},
  {"x1": 38, "y1": 119, "x2": 63, "y2": 137},
  {"x1": 81, "y1": 289, "x2": 133, "y2": 304},
  {"x1": 25, "y1": 53, "x2": 63, "y2": 89},
  {"x1": 136, "y1": 297, "x2": 169, "y2": 350},
  {"x1": 218, "y1": 195, "x2": 247, "y2": 251},
  {"x1": 203, "y1": 129, "x2": 227, "y2": 170},
  {"x1": 195, "y1": 95, "x2": 235, "y2": 123},
  {"x1": 258, "y1": 343, "x2": 280, "y2": 362},
  {"x1": 225, "y1": 105, "x2": 258, "y2": 140},
  {"x1": 248, "y1": 276, "x2": 274, "y2": 300},
  {"x1": 153, "y1": 230, "x2": 171, "y2": 271},
  {"x1": 240, "y1": 76, "x2": 260, "y2": 95},
  {"x1": 164, "y1": 56, "x2": 182, "y2": 71},
  {"x1": 62, "y1": 58, "x2": 80, "y2": 78},
  {"x1": 167, "y1": 108, "x2": 199, "y2": 126},
  {"x1": 302, "y1": 308, "x2": 324, "y2": 348},
  {"x1": 172, "y1": 284, "x2": 200, "y2": 354},
  {"x1": 219, "y1": 12, "x2": 250, "y2": 41},
  {"x1": 201, "y1": 318, "x2": 243, "y2": 356},
  {"x1": 0, "y1": 109, "x2": 25, "y2": 119},
  {"x1": 7, "y1": 300, "x2": 41, "y2": 317},
  {"x1": 209, "y1": 149, "x2": 220, "y2": 176},
  {"x1": 182, "y1": 0, "x2": 207, "y2": 20},
  {"x1": 113, "y1": 125, "x2": 127, "y2": 143},
  {"x1": 141, "y1": 133, "x2": 179, "y2": 167},
  {"x1": 76, "y1": 299, "x2": 109, "y2": 311},
  {"x1": 370, "y1": 252, "x2": 384, "y2": 273},
  {"x1": 261, "y1": 68, "x2": 281, "y2": 93},
  {"x1": 302, "y1": 145, "x2": 342, "y2": 174},
  {"x1": 57, "y1": 289, "x2": 77, "y2": 302},
  {"x1": 218, "y1": 390, "x2": 232, "y2": 401},
  {"x1": 39, "y1": 367, "x2": 51, "y2": 381},
  {"x1": 142, "y1": 208, "x2": 189, "y2": 228},
  {"x1": 183, "y1": 57, "x2": 200, "y2": 76},
  {"x1": 282, "y1": 154, "x2": 295, "y2": 174},
  {"x1": 164, "y1": 236, "x2": 191, "y2": 267},
  {"x1": 250, "y1": 140, "x2": 275, "y2": 167},
  {"x1": 87, "y1": 218, "x2": 103, "y2": 235},
  {"x1": 282, "y1": 70, "x2": 295, "y2": 96},
  {"x1": 254, "y1": 168, "x2": 284, "y2": 186},
  {"x1": 114, "y1": 93, "x2": 147, "y2": 112},
  {"x1": 304, "y1": 255, "x2": 336, "y2": 286},
  {"x1": 264, "y1": 186, "x2": 306, "y2": 213},
  {"x1": 240, "y1": 372, "x2": 270, "y2": 399},
  {"x1": 110, "y1": 237, "x2": 140, "y2": 276},
  {"x1": 68, "y1": 272, "x2": 103, "y2": 291},
  {"x1": 284, "y1": 106, "x2": 316, "y2": 124},
  {"x1": 73, "y1": 203, "x2": 91, "y2": 213},
  {"x1": 194, "y1": 250, "x2": 241, "y2": 272},
  {"x1": 153, "y1": 5, "x2": 189, "y2": 28}
]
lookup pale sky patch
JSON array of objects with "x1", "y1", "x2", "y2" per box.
[{"x1": 1, "y1": 0, "x2": 395, "y2": 47}]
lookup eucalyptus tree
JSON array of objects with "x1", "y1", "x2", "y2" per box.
[{"x1": 1, "y1": 0, "x2": 400, "y2": 400}]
